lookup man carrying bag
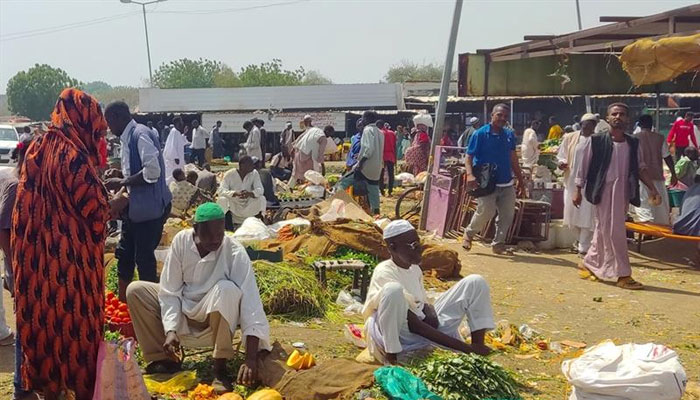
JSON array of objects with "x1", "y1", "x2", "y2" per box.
[{"x1": 462, "y1": 104, "x2": 525, "y2": 254}]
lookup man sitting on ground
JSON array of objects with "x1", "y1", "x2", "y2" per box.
[
  {"x1": 195, "y1": 163, "x2": 218, "y2": 195},
  {"x1": 127, "y1": 203, "x2": 271, "y2": 392},
  {"x1": 169, "y1": 168, "x2": 210, "y2": 217},
  {"x1": 217, "y1": 155, "x2": 265, "y2": 230},
  {"x1": 362, "y1": 220, "x2": 495, "y2": 364},
  {"x1": 269, "y1": 151, "x2": 292, "y2": 182}
]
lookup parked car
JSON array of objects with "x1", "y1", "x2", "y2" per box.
[{"x1": 0, "y1": 124, "x2": 19, "y2": 164}]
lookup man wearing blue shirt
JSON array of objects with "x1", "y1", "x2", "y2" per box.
[
  {"x1": 346, "y1": 118, "x2": 363, "y2": 170},
  {"x1": 463, "y1": 103, "x2": 524, "y2": 254}
]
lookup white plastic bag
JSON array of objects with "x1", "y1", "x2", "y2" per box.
[
  {"x1": 336, "y1": 290, "x2": 363, "y2": 315},
  {"x1": 395, "y1": 173, "x2": 415, "y2": 185},
  {"x1": 268, "y1": 218, "x2": 311, "y2": 236},
  {"x1": 562, "y1": 341, "x2": 687, "y2": 400},
  {"x1": 320, "y1": 199, "x2": 347, "y2": 221},
  {"x1": 305, "y1": 185, "x2": 326, "y2": 198},
  {"x1": 231, "y1": 217, "x2": 271, "y2": 243},
  {"x1": 304, "y1": 170, "x2": 327, "y2": 185}
]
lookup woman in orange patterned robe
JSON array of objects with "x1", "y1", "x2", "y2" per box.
[{"x1": 12, "y1": 88, "x2": 110, "y2": 399}]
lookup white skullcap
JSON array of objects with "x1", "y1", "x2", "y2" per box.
[
  {"x1": 383, "y1": 219, "x2": 415, "y2": 240},
  {"x1": 468, "y1": 116, "x2": 479, "y2": 124},
  {"x1": 580, "y1": 113, "x2": 597, "y2": 122},
  {"x1": 303, "y1": 114, "x2": 312, "y2": 120}
]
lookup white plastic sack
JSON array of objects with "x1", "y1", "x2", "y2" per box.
[
  {"x1": 324, "y1": 137, "x2": 338, "y2": 154},
  {"x1": 304, "y1": 170, "x2": 327, "y2": 185},
  {"x1": 562, "y1": 340, "x2": 687, "y2": 400},
  {"x1": 415, "y1": 171, "x2": 429, "y2": 184},
  {"x1": 305, "y1": 185, "x2": 325, "y2": 198},
  {"x1": 320, "y1": 199, "x2": 347, "y2": 222},
  {"x1": 231, "y1": 217, "x2": 271, "y2": 243},
  {"x1": 395, "y1": 173, "x2": 415, "y2": 185},
  {"x1": 268, "y1": 218, "x2": 311, "y2": 235},
  {"x1": 336, "y1": 290, "x2": 363, "y2": 315}
]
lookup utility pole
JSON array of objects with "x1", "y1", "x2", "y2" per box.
[
  {"x1": 575, "y1": 0, "x2": 583, "y2": 30},
  {"x1": 121, "y1": 0, "x2": 166, "y2": 86},
  {"x1": 419, "y1": 0, "x2": 463, "y2": 229}
]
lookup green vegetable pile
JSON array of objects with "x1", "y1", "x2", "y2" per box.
[
  {"x1": 412, "y1": 352, "x2": 521, "y2": 400},
  {"x1": 253, "y1": 260, "x2": 333, "y2": 321}
]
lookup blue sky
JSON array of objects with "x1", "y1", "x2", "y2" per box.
[{"x1": 1, "y1": 0, "x2": 697, "y2": 91}]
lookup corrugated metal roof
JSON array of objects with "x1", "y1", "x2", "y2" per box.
[
  {"x1": 404, "y1": 93, "x2": 698, "y2": 103},
  {"x1": 139, "y1": 83, "x2": 405, "y2": 113}
]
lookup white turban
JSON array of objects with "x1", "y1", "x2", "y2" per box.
[
  {"x1": 383, "y1": 219, "x2": 415, "y2": 240},
  {"x1": 413, "y1": 113, "x2": 433, "y2": 128}
]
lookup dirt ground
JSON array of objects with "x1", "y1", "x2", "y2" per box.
[{"x1": 1, "y1": 183, "x2": 699, "y2": 399}]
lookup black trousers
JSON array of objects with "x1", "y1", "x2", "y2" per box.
[
  {"x1": 270, "y1": 166, "x2": 292, "y2": 181},
  {"x1": 116, "y1": 203, "x2": 171, "y2": 283},
  {"x1": 380, "y1": 161, "x2": 395, "y2": 194},
  {"x1": 191, "y1": 148, "x2": 206, "y2": 166},
  {"x1": 675, "y1": 145, "x2": 688, "y2": 162}
]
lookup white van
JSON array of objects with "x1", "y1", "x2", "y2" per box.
[{"x1": 0, "y1": 125, "x2": 19, "y2": 165}]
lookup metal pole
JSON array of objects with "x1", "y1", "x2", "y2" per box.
[
  {"x1": 142, "y1": 3, "x2": 154, "y2": 85},
  {"x1": 575, "y1": 0, "x2": 583, "y2": 30},
  {"x1": 419, "y1": 0, "x2": 463, "y2": 230}
]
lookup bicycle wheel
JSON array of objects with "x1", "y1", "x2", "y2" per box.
[{"x1": 395, "y1": 186, "x2": 423, "y2": 220}]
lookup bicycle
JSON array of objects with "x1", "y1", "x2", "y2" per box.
[{"x1": 394, "y1": 184, "x2": 424, "y2": 220}]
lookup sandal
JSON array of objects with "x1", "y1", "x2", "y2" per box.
[
  {"x1": 145, "y1": 360, "x2": 182, "y2": 375},
  {"x1": 616, "y1": 277, "x2": 644, "y2": 290},
  {"x1": 577, "y1": 263, "x2": 598, "y2": 281},
  {"x1": 462, "y1": 236, "x2": 473, "y2": 251}
]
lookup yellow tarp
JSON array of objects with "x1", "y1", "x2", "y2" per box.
[{"x1": 620, "y1": 33, "x2": 700, "y2": 86}]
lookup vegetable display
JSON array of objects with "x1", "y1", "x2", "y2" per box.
[
  {"x1": 412, "y1": 352, "x2": 521, "y2": 400},
  {"x1": 105, "y1": 291, "x2": 131, "y2": 325}
]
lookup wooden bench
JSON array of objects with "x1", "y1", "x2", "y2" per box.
[
  {"x1": 311, "y1": 259, "x2": 370, "y2": 302},
  {"x1": 625, "y1": 221, "x2": 700, "y2": 253}
]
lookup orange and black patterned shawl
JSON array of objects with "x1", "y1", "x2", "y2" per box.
[{"x1": 12, "y1": 88, "x2": 110, "y2": 399}]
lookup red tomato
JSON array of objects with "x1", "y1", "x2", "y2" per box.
[
  {"x1": 118, "y1": 304, "x2": 128, "y2": 312},
  {"x1": 119, "y1": 311, "x2": 129, "y2": 318},
  {"x1": 112, "y1": 317, "x2": 122, "y2": 324},
  {"x1": 111, "y1": 299, "x2": 120, "y2": 307},
  {"x1": 106, "y1": 292, "x2": 114, "y2": 300}
]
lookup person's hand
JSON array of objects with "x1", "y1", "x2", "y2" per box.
[
  {"x1": 572, "y1": 187, "x2": 582, "y2": 208},
  {"x1": 109, "y1": 195, "x2": 129, "y2": 218},
  {"x1": 466, "y1": 174, "x2": 478, "y2": 191},
  {"x1": 516, "y1": 178, "x2": 526, "y2": 198},
  {"x1": 422, "y1": 304, "x2": 439, "y2": 329},
  {"x1": 163, "y1": 331, "x2": 180, "y2": 357},
  {"x1": 174, "y1": 158, "x2": 180, "y2": 165},
  {"x1": 670, "y1": 175, "x2": 679, "y2": 186},
  {"x1": 239, "y1": 191, "x2": 253, "y2": 199},
  {"x1": 104, "y1": 178, "x2": 125, "y2": 192},
  {"x1": 237, "y1": 359, "x2": 258, "y2": 387},
  {"x1": 558, "y1": 162, "x2": 569, "y2": 170}
]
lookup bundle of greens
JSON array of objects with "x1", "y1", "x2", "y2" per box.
[
  {"x1": 253, "y1": 260, "x2": 332, "y2": 320},
  {"x1": 412, "y1": 352, "x2": 521, "y2": 400}
]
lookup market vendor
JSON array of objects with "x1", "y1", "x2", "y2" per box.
[
  {"x1": 126, "y1": 203, "x2": 272, "y2": 392},
  {"x1": 216, "y1": 155, "x2": 266, "y2": 230},
  {"x1": 363, "y1": 220, "x2": 495, "y2": 365}
]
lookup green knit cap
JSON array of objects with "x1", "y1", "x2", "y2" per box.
[{"x1": 194, "y1": 202, "x2": 225, "y2": 223}]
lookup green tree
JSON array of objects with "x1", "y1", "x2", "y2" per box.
[
  {"x1": 6, "y1": 64, "x2": 80, "y2": 120},
  {"x1": 82, "y1": 80, "x2": 113, "y2": 95},
  {"x1": 238, "y1": 59, "x2": 305, "y2": 87},
  {"x1": 212, "y1": 65, "x2": 241, "y2": 88},
  {"x1": 152, "y1": 58, "x2": 229, "y2": 89},
  {"x1": 384, "y1": 60, "x2": 446, "y2": 83},
  {"x1": 302, "y1": 70, "x2": 333, "y2": 85}
]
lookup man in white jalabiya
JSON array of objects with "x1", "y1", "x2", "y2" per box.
[
  {"x1": 290, "y1": 116, "x2": 329, "y2": 187},
  {"x1": 557, "y1": 113, "x2": 597, "y2": 255},
  {"x1": 216, "y1": 155, "x2": 266, "y2": 230},
  {"x1": 363, "y1": 220, "x2": 495, "y2": 365},
  {"x1": 521, "y1": 119, "x2": 541, "y2": 168},
  {"x1": 127, "y1": 202, "x2": 271, "y2": 392},
  {"x1": 242, "y1": 120, "x2": 263, "y2": 159},
  {"x1": 164, "y1": 116, "x2": 189, "y2": 185}
]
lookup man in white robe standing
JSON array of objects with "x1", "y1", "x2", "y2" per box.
[
  {"x1": 363, "y1": 220, "x2": 495, "y2": 364},
  {"x1": 217, "y1": 155, "x2": 266, "y2": 229},
  {"x1": 242, "y1": 120, "x2": 263, "y2": 160},
  {"x1": 521, "y1": 120, "x2": 541, "y2": 168},
  {"x1": 164, "y1": 117, "x2": 189, "y2": 185},
  {"x1": 127, "y1": 202, "x2": 271, "y2": 392},
  {"x1": 557, "y1": 113, "x2": 597, "y2": 255}
]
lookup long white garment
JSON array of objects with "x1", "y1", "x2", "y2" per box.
[
  {"x1": 244, "y1": 127, "x2": 263, "y2": 159},
  {"x1": 216, "y1": 169, "x2": 266, "y2": 224},
  {"x1": 557, "y1": 133, "x2": 594, "y2": 230},
  {"x1": 164, "y1": 128, "x2": 188, "y2": 185},
  {"x1": 159, "y1": 229, "x2": 271, "y2": 350},
  {"x1": 365, "y1": 273, "x2": 495, "y2": 358},
  {"x1": 521, "y1": 128, "x2": 540, "y2": 167},
  {"x1": 363, "y1": 260, "x2": 427, "y2": 321},
  {"x1": 636, "y1": 180, "x2": 670, "y2": 224}
]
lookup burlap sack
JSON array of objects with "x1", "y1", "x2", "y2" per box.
[{"x1": 420, "y1": 244, "x2": 461, "y2": 278}]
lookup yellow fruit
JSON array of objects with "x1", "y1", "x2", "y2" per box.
[
  {"x1": 218, "y1": 394, "x2": 243, "y2": 400},
  {"x1": 247, "y1": 389, "x2": 282, "y2": 400},
  {"x1": 286, "y1": 349, "x2": 304, "y2": 370}
]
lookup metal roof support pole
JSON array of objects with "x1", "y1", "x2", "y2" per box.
[{"x1": 419, "y1": 0, "x2": 464, "y2": 230}]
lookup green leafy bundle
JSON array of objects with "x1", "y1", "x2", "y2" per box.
[{"x1": 413, "y1": 353, "x2": 521, "y2": 400}]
